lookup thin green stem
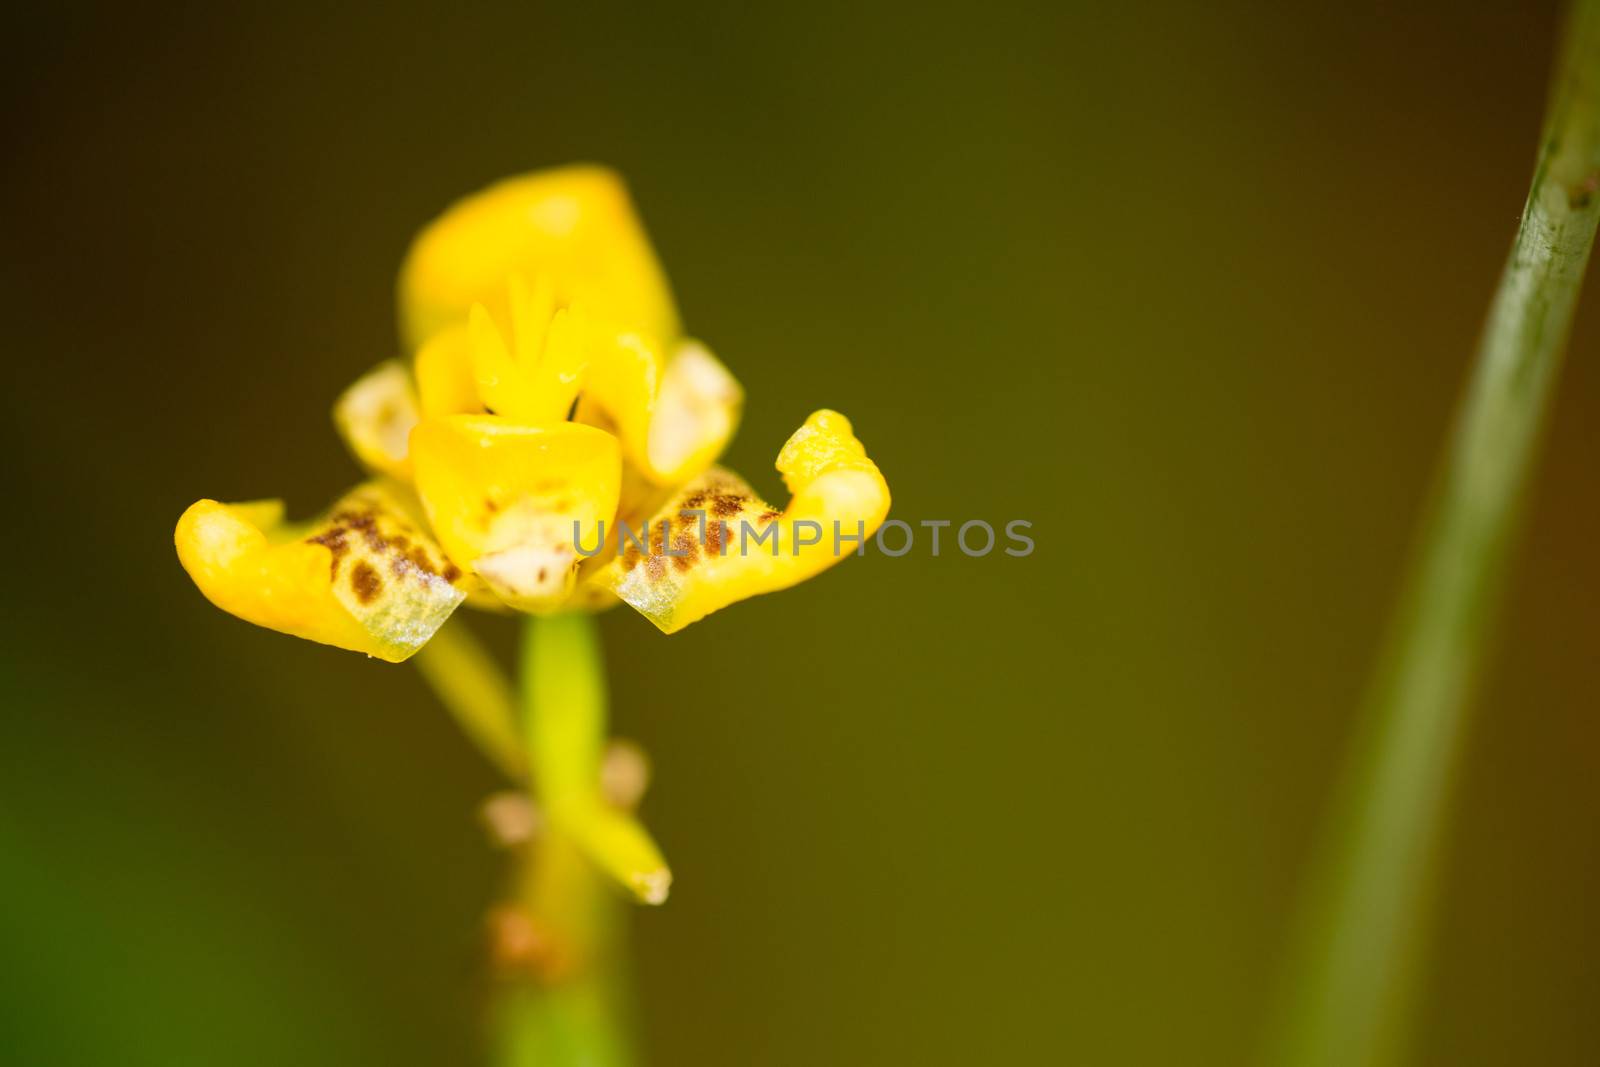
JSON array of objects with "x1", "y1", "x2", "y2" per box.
[
  {"x1": 1271, "y1": 5, "x2": 1600, "y2": 1066},
  {"x1": 520, "y1": 614, "x2": 671, "y2": 904},
  {"x1": 412, "y1": 618, "x2": 526, "y2": 781},
  {"x1": 493, "y1": 614, "x2": 636, "y2": 1067},
  {"x1": 522, "y1": 612, "x2": 607, "y2": 810}
]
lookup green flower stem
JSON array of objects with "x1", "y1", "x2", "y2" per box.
[
  {"x1": 412, "y1": 618, "x2": 526, "y2": 781},
  {"x1": 496, "y1": 834, "x2": 633, "y2": 1067},
  {"x1": 493, "y1": 613, "x2": 636, "y2": 1067},
  {"x1": 1271, "y1": 5, "x2": 1600, "y2": 1065},
  {"x1": 523, "y1": 612, "x2": 607, "y2": 809},
  {"x1": 521, "y1": 613, "x2": 671, "y2": 904}
]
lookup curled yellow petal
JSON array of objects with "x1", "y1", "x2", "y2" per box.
[
  {"x1": 398, "y1": 165, "x2": 680, "y2": 351},
  {"x1": 597, "y1": 409, "x2": 890, "y2": 633},
  {"x1": 577, "y1": 334, "x2": 742, "y2": 484},
  {"x1": 333, "y1": 360, "x2": 420, "y2": 478},
  {"x1": 175, "y1": 482, "x2": 468, "y2": 662},
  {"x1": 410, "y1": 416, "x2": 622, "y2": 612}
]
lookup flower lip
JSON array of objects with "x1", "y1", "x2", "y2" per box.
[{"x1": 409, "y1": 416, "x2": 623, "y2": 613}]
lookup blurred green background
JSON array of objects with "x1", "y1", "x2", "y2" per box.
[{"x1": 4, "y1": 1, "x2": 1598, "y2": 1063}]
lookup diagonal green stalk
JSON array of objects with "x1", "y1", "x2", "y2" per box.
[
  {"x1": 412, "y1": 618, "x2": 526, "y2": 781},
  {"x1": 1270, "y1": 5, "x2": 1600, "y2": 1065}
]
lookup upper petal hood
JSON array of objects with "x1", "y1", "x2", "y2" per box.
[{"x1": 398, "y1": 165, "x2": 680, "y2": 351}]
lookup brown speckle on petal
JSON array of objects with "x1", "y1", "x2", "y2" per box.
[
  {"x1": 307, "y1": 528, "x2": 350, "y2": 577},
  {"x1": 705, "y1": 520, "x2": 727, "y2": 555},
  {"x1": 644, "y1": 554, "x2": 667, "y2": 582},
  {"x1": 671, "y1": 528, "x2": 699, "y2": 572},
  {"x1": 350, "y1": 560, "x2": 383, "y2": 603}
]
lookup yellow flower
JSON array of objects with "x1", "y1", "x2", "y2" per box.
[{"x1": 176, "y1": 165, "x2": 890, "y2": 661}]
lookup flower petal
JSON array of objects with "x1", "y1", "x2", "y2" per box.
[
  {"x1": 576, "y1": 334, "x2": 743, "y2": 485},
  {"x1": 559, "y1": 802, "x2": 671, "y2": 905},
  {"x1": 598, "y1": 410, "x2": 890, "y2": 633},
  {"x1": 648, "y1": 341, "x2": 744, "y2": 480},
  {"x1": 468, "y1": 278, "x2": 590, "y2": 424},
  {"x1": 410, "y1": 416, "x2": 622, "y2": 612},
  {"x1": 398, "y1": 165, "x2": 679, "y2": 351},
  {"x1": 414, "y1": 324, "x2": 484, "y2": 418},
  {"x1": 333, "y1": 360, "x2": 420, "y2": 478},
  {"x1": 175, "y1": 482, "x2": 468, "y2": 662}
]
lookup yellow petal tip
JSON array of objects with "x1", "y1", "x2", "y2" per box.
[
  {"x1": 632, "y1": 867, "x2": 673, "y2": 906},
  {"x1": 333, "y1": 361, "x2": 419, "y2": 478}
]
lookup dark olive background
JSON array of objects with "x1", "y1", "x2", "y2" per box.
[{"x1": 3, "y1": 2, "x2": 1597, "y2": 1064}]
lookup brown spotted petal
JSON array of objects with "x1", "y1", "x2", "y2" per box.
[
  {"x1": 175, "y1": 481, "x2": 468, "y2": 662},
  {"x1": 596, "y1": 409, "x2": 890, "y2": 633}
]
